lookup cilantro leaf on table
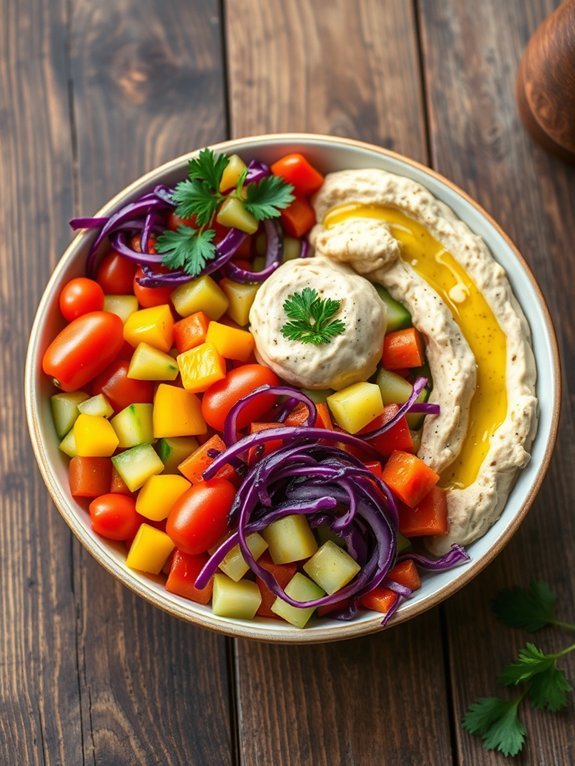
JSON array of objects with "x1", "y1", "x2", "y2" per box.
[
  {"x1": 463, "y1": 697, "x2": 526, "y2": 758},
  {"x1": 155, "y1": 226, "x2": 216, "y2": 277},
  {"x1": 244, "y1": 175, "x2": 294, "y2": 220},
  {"x1": 281, "y1": 287, "x2": 346, "y2": 346},
  {"x1": 492, "y1": 580, "x2": 558, "y2": 632},
  {"x1": 187, "y1": 148, "x2": 229, "y2": 191},
  {"x1": 498, "y1": 643, "x2": 556, "y2": 686},
  {"x1": 528, "y1": 665, "x2": 572, "y2": 711}
]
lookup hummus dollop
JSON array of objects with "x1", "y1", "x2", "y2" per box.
[{"x1": 249, "y1": 256, "x2": 387, "y2": 390}]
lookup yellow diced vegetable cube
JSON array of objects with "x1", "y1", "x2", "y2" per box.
[
  {"x1": 157, "y1": 436, "x2": 199, "y2": 472},
  {"x1": 112, "y1": 444, "x2": 164, "y2": 492},
  {"x1": 177, "y1": 342, "x2": 226, "y2": 393},
  {"x1": 216, "y1": 197, "x2": 258, "y2": 234},
  {"x1": 262, "y1": 514, "x2": 318, "y2": 564},
  {"x1": 136, "y1": 474, "x2": 191, "y2": 521},
  {"x1": 59, "y1": 429, "x2": 78, "y2": 457},
  {"x1": 73, "y1": 414, "x2": 119, "y2": 457},
  {"x1": 78, "y1": 393, "x2": 114, "y2": 418},
  {"x1": 303, "y1": 541, "x2": 361, "y2": 594},
  {"x1": 171, "y1": 275, "x2": 229, "y2": 320},
  {"x1": 218, "y1": 533, "x2": 268, "y2": 582},
  {"x1": 124, "y1": 304, "x2": 174, "y2": 352},
  {"x1": 219, "y1": 154, "x2": 247, "y2": 192},
  {"x1": 211, "y1": 574, "x2": 262, "y2": 619},
  {"x1": 270, "y1": 573, "x2": 325, "y2": 628},
  {"x1": 327, "y1": 382, "x2": 384, "y2": 434},
  {"x1": 205, "y1": 321, "x2": 254, "y2": 361},
  {"x1": 103, "y1": 294, "x2": 139, "y2": 323},
  {"x1": 219, "y1": 279, "x2": 259, "y2": 326},
  {"x1": 153, "y1": 384, "x2": 207, "y2": 437},
  {"x1": 111, "y1": 403, "x2": 154, "y2": 448},
  {"x1": 126, "y1": 523, "x2": 175, "y2": 574},
  {"x1": 127, "y1": 342, "x2": 179, "y2": 381}
]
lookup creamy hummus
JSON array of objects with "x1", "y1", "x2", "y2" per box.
[
  {"x1": 310, "y1": 168, "x2": 538, "y2": 554},
  {"x1": 249, "y1": 256, "x2": 387, "y2": 390}
]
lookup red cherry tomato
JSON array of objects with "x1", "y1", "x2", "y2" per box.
[
  {"x1": 89, "y1": 494, "x2": 140, "y2": 541},
  {"x1": 166, "y1": 479, "x2": 237, "y2": 554},
  {"x1": 133, "y1": 266, "x2": 174, "y2": 308},
  {"x1": 90, "y1": 359, "x2": 155, "y2": 411},
  {"x1": 42, "y1": 311, "x2": 124, "y2": 392},
  {"x1": 96, "y1": 250, "x2": 137, "y2": 294},
  {"x1": 201, "y1": 364, "x2": 280, "y2": 432},
  {"x1": 270, "y1": 153, "x2": 324, "y2": 196},
  {"x1": 59, "y1": 278, "x2": 105, "y2": 321}
]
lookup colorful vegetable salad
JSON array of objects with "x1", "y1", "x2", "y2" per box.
[{"x1": 43, "y1": 149, "x2": 468, "y2": 629}]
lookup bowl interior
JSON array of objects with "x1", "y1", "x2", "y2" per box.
[{"x1": 25, "y1": 134, "x2": 560, "y2": 642}]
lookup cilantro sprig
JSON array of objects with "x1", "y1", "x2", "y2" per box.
[
  {"x1": 281, "y1": 287, "x2": 346, "y2": 346},
  {"x1": 155, "y1": 148, "x2": 294, "y2": 278},
  {"x1": 463, "y1": 580, "x2": 575, "y2": 757}
]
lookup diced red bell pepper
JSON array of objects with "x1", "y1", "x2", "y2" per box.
[
  {"x1": 256, "y1": 553, "x2": 298, "y2": 618},
  {"x1": 381, "y1": 450, "x2": 439, "y2": 508},
  {"x1": 248, "y1": 422, "x2": 289, "y2": 465},
  {"x1": 359, "y1": 586, "x2": 398, "y2": 615},
  {"x1": 359, "y1": 404, "x2": 414, "y2": 457},
  {"x1": 173, "y1": 312, "x2": 210, "y2": 354},
  {"x1": 69, "y1": 456, "x2": 112, "y2": 498},
  {"x1": 110, "y1": 466, "x2": 133, "y2": 495},
  {"x1": 387, "y1": 559, "x2": 421, "y2": 591},
  {"x1": 177, "y1": 434, "x2": 237, "y2": 485},
  {"x1": 382, "y1": 328, "x2": 425, "y2": 369},
  {"x1": 317, "y1": 598, "x2": 352, "y2": 618},
  {"x1": 280, "y1": 196, "x2": 316, "y2": 238},
  {"x1": 363, "y1": 460, "x2": 383, "y2": 480},
  {"x1": 270, "y1": 153, "x2": 325, "y2": 196},
  {"x1": 398, "y1": 486, "x2": 448, "y2": 537},
  {"x1": 165, "y1": 550, "x2": 213, "y2": 605},
  {"x1": 91, "y1": 359, "x2": 155, "y2": 411}
]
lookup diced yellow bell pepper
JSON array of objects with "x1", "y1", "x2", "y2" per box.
[
  {"x1": 171, "y1": 275, "x2": 229, "y2": 320},
  {"x1": 327, "y1": 382, "x2": 384, "y2": 434},
  {"x1": 126, "y1": 523, "x2": 175, "y2": 574},
  {"x1": 136, "y1": 474, "x2": 191, "y2": 521},
  {"x1": 205, "y1": 321, "x2": 255, "y2": 362},
  {"x1": 219, "y1": 154, "x2": 247, "y2": 192},
  {"x1": 219, "y1": 278, "x2": 259, "y2": 326},
  {"x1": 127, "y1": 342, "x2": 179, "y2": 381},
  {"x1": 124, "y1": 304, "x2": 174, "y2": 352},
  {"x1": 177, "y1": 343, "x2": 226, "y2": 393},
  {"x1": 153, "y1": 384, "x2": 207, "y2": 437},
  {"x1": 73, "y1": 414, "x2": 119, "y2": 457}
]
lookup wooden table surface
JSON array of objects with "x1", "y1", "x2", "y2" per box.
[{"x1": 2, "y1": 1, "x2": 574, "y2": 763}]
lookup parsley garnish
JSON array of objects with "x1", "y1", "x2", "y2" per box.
[
  {"x1": 281, "y1": 287, "x2": 346, "y2": 346},
  {"x1": 155, "y1": 148, "x2": 294, "y2": 278},
  {"x1": 463, "y1": 580, "x2": 575, "y2": 757}
]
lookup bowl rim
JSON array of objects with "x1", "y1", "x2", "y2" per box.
[{"x1": 25, "y1": 132, "x2": 561, "y2": 643}]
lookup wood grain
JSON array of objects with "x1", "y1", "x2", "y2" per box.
[
  {"x1": 227, "y1": 2, "x2": 452, "y2": 764},
  {"x1": 419, "y1": 0, "x2": 575, "y2": 762}
]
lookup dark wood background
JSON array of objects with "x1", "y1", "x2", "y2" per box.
[{"x1": 2, "y1": 1, "x2": 573, "y2": 763}]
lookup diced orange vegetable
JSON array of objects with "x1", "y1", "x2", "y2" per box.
[
  {"x1": 110, "y1": 466, "x2": 133, "y2": 495},
  {"x1": 173, "y1": 312, "x2": 210, "y2": 354},
  {"x1": 359, "y1": 586, "x2": 398, "y2": 615},
  {"x1": 382, "y1": 327, "x2": 425, "y2": 369},
  {"x1": 165, "y1": 550, "x2": 213, "y2": 605},
  {"x1": 177, "y1": 342, "x2": 226, "y2": 393},
  {"x1": 125, "y1": 523, "x2": 175, "y2": 574},
  {"x1": 123, "y1": 304, "x2": 174, "y2": 353},
  {"x1": 398, "y1": 486, "x2": 449, "y2": 537},
  {"x1": 315, "y1": 402, "x2": 334, "y2": 431},
  {"x1": 387, "y1": 559, "x2": 421, "y2": 591},
  {"x1": 359, "y1": 404, "x2": 414, "y2": 457},
  {"x1": 177, "y1": 434, "x2": 237, "y2": 484},
  {"x1": 381, "y1": 450, "x2": 439, "y2": 508},
  {"x1": 205, "y1": 321, "x2": 255, "y2": 362},
  {"x1": 280, "y1": 196, "x2": 316, "y2": 237},
  {"x1": 248, "y1": 422, "x2": 289, "y2": 464},
  {"x1": 69, "y1": 456, "x2": 112, "y2": 498},
  {"x1": 283, "y1": 401, "x2": 333, "y2": 429},
  {"x1": 256, "y1": 552, "x2": 297, "y2": 618},
  {"x1": 363, "y1": 460, "x2": 383, "y2": 481},
  {"x1": 317, "y1": 598, "x2": 352, "y2": 618},
  {"x1": 153, "y1": 384, "x2": 207, "y2": 438},
  {"x1": 270, "y1": 153, "x2": 325, "y2": 196}
]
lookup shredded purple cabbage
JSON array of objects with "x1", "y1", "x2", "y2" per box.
[{"x1": 398, "y1": 545, "x2": 470, "y2": 571}]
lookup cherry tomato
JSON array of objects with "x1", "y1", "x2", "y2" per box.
[
  {"x1": 89, "y1": 494, "x2": 140, "y2": 541},
  {"x1": 201, "y1": 364, "x2": 280, "y2": 432},
  {"x1": 270, "y1": 153, "x2": 324, "y2": 196},
  {"x1": 59, "y1": 278, "x2": 105, "y2": 321},
  {"x1": 133, "y1": 266, "x2": 174, "y2": 308},
  {"x1": 90, "y1": 359, "x2": 155, "y2": 411},
  {"x1": 96, "y1": 250, "x2": 137, "y2": 294},
  {"x1": 166, "y1": 479, "x2": 237, "y2": 554},
  {"x1": 42, "y1": 311, "x2": 124, "y2": 392}
]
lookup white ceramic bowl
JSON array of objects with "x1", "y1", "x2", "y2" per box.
[{"x1": 25, "y1": 134, "x2": 560, "y2": 643}]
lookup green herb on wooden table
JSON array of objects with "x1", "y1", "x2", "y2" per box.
[{"x1": 463, "y1": 580, "x2": 575, "y2": 758}]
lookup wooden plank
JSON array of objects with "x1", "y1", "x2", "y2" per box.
[
  {"x1": 418, "y1": 0, "x2": 575, "y2": 762},
  {"x1": 226, "y1": 2, "x2": 454, "y2": 764},
  {"x1": 0, "y1": 2, "x2": 85, "y2": 763},
  {"x1": 68, "y1": 2, "x2": 235, "y2": 763}
]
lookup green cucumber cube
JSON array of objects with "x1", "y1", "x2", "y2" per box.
[
  {"x1": 300, "y1": 388, "x2": 334, "y2": 404},
  {"x1": 112, "y1": 444, "x2": 163, "y2": 492},
  {"x1": 211, "y1": 574, "x2": 262, "y2": 619},
  {"x1": 303, "y1": 541, "x2": 361, "y2": 595},
  {"x1": 111, "y1": 403, "x2": 154, "y2": 448},
  {"x1": 78, "y1": 393, "x2": 114, "y2": 418},
  {"x1": 59, "y1": 429, "x2": 78, "y2": 457},
  {"x1": 374, "y1": 284, "x2": 412, "y2": 332},
  {"x1": 50, "y1": 391, "x2": 89, "y2": 438},
  {"x1": 103, "y1": 294, "x2": 138, "y2": 324},
  {"x1": 270, "y1": 573, "x2": 325, "y2": 628},
  {"x1": 157, "y1": 436, "x2": 199, "y2": 473},
  {"x1": 376, "y1": 369, "x2": 429, "y2": 429},
  {"x1": 218, "y1": 533, "x2": 268, "y2": 582},
  {"x1": 262, "y1": 514, "x2": 318, "y2": 564}
]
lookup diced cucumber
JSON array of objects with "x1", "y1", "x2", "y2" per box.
[
  {"x1": 157, "y1": 436, "x2": 199, "y2": 473},
  {"x1": 282, "y1": 236, "x2": 302, "y2": 261},
  {"x1": 316, "y1": 524, "x2": 345, "y2": 548},
  {"x1": 262, "y1": 514, "x2": 318, "y2": 564},
  {"x1": 50, "y1": 391, "x2": 89, "y2": 438},
  {"x1": 374, "y1": 284, "x2": 412, "y2": 332},
  {"x1": 112, "y1": 444, "x2": 164, "y2": 492},
  {"x1": 128, "y1": 342, "x2": 179, "y2": 381},
  {"x1": 103, "y1": 294, "x2": 138, "y2": 323},
  {"x1": 59, "y1": 429, "x2": 78, "y2": 457},
  {"x1": 78, "y1": 394, "x2": 114, "y2": 418},
  {"x1": 376, "y1": 369, "x2": 429, "y2": 429},
  {"x1": 211, "y1": 574, "x2": 262, "y2": 619},
  {"x1": 397, "y1": 532, "x2": 412, "y2": 554},
  {"x1": 300, "y1": 388, "x2": 333, "y2": 404},
  {"x1": 218, "y1": 533, "x2": 268, "y2": 582},
  {"x1": 111, "y1": 403, "x2": 154, "y2": 448},
  {"x1": 270, "y1": 573, "x2": 325, "y2": 628},
  {"x1": 303, "y1": 541, "x2": 361, "y2": 595}
]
